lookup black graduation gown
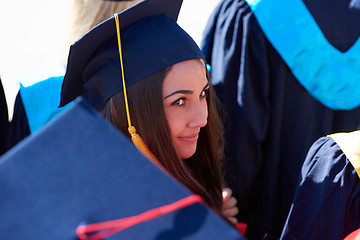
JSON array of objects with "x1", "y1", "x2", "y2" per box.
[
  {"x1": 7, "y1": 66, "x2": 65, "y2": 150},
  {"x1": 201, "y1": 0, "x2": 360, "y2": 238},
  {"x1": 0, "y1": 78, "x2": 9, "y2": 155},
  {"x1": 280, "y1": 136, "x2": 360, "y2": 240},
  {"x1": 7, "y1": 91, "x2": 30, "y2": 150}
]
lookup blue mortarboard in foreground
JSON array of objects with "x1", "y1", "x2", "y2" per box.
[
  {"x1": 60, "y1": 0, "x2": 204, "y2": 107},
  {"x1": 0, "y1": 97, "x2": 244, "y2": 239}
]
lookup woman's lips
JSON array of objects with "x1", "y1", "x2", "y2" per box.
[{"x1": 179, "y1": 133, "x2": 199, "y2": 142}]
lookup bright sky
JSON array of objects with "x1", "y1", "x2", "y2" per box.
[
  {"x1": 0, "y1": 0, "x2": 220, "y2": 120},
  {"x1": 0, "y1": 0, "x2": 72, "y2": 119}
]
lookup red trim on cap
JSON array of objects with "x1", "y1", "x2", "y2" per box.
[{"x1": 76, "y1": 194, "x2": 203, "y2": 240}]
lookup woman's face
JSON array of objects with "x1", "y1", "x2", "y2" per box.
[{"x1": 162, "y1": 59, "x2": 209, "y2": 159}]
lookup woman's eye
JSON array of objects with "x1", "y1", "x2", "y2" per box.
[
  {"x1": 200, "y1": 89, "x2": 209, "y2": 99},
  {"x1": 172, "y1": 98, "x2": 185, "y2": 107}
]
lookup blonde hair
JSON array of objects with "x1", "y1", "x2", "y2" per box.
[
  {"x1": 61, "y1": 0, "x2": 141, "y2": 64},
  {"x1": 70, "y1": 0, "x2": 141, "y2": 41}
]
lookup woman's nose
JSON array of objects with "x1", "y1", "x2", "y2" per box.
[{"x1": 188, "y1": 101, "x2": 208, "y2": 128}]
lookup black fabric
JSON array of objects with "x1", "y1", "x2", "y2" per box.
[
  {"x1": 0, "y1": 78, "x2": 8, "y2": 156},
  {"x1": 7, "y1": 91, "x2": 30, "y2": 150},
  {"x1": 201, "y1": 0, "x2": 360, "y2": 239},
  {"x1": 280, "y1": 137, "x2": 360, "y2": 240},
  {"x1": 303, "y1": 0, "x2": 360, "y2": 52}
]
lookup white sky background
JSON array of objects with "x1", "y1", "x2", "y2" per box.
[{"x1": 0, "y1": 0, "x2": 221, "y2": 120}]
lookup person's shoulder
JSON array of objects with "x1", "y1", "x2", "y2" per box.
[
  {"x1": 306, "y1": 135, "x2": 339, "y2": 158},
  {"x1": 205, "y1": 0, "x2": 257, "y2": 29},
  {"x1": 329, "y1": 131, "x2": 360, "y2": 178},
  {"x1": 301, "y1": 136, "x2": 347, "y2": 182},
  {"x1": 301, "y1": 131, "x2": 360, "y2": 183}
]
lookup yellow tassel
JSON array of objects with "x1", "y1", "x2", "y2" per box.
[
  {"x1": 129, "y1": 126, "x2": 161, "y2": 166},
  {"x1": 114, "y1": 14, "x2": 161, "y2": 168}
]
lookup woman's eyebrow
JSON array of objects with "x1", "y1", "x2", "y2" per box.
[
  {"x1": 164, "y1": 89, "x2": 193, "y2": 99},
  {"x1": 164, "y1": 82, "x2": 209, "y2": 99}
]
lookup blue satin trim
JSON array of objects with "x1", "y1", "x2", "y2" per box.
[
  {"x1": 246, "y1": 0, "x2": 360, "y2": 110},
  {"x1": 20, "y1": 66, "x2": 72, "y2": 133},
  {"x1": 206, "y1": 64, "x2": 211, "y2": 74}
]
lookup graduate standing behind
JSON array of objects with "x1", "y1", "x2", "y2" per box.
[
  {"x1": 201, "y1": 0, "x2": 360, "y2": 238},
  {"x1": 280, "y1": 130, "x2": 360, "y2": 240},
  {"x1": 0, "y1": 77, "x2": 8, "y2": 155},
  {"x1": 60, "y1": 0, "x2": 240, "y2": 226}
]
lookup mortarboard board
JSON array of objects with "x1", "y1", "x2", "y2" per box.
[
  {"x1": 0, "y1": 97, "x2": 245, "y2": 239},
  {"x1": 59, "y1": 0, "x2": 204, "y2": 107}
]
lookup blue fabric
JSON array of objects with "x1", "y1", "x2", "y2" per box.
[
  {"x1": 246, "y1": 0, "x2": 360, "y2": 110},
  {"x1": 206, "y1": 64, "x2": 211, "y2": 74},
  {"x1": 19, "y1": 67, "x2": 71, "y2": 133},
  {"x1": 281, "y1": 137, "x2": 360, "y2": 239},
  {"x1": 201, "y1": 0, "x2": 360, "y2": 238},
  {"x1": 61, "y1": 0, "x2": 204, "y2": 107},
  {"x1": 0, "y1": 98, "x2": 245, "y2": 240}
]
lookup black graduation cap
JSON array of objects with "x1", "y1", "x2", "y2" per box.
[
  {"x1": 60, "y1": 0, "x2": 204, "y2": 107},
  {"x1": 0, "y1": 98, "x2": 245, "y2": 239}
]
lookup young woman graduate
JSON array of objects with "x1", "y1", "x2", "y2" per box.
[
  {"x1": 59, "y1": 0, "x2": 239, "y2": 226},
  {"x1": 280, "y1": 130, "x2": 360, "y2": 240}
]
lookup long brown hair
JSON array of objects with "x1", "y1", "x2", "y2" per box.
[{"x1": 101, "y1": 62, "x2": 225, "y2": 212}]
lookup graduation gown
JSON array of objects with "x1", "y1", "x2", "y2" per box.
[
  {"x1": 280, "y1": 132, "x2": 360, "y2": 240},
  {"x1": 201, "y1": 0, "x2": 360, "y2": 238},
  {"x1": 7, "y1": 92, "x2": 30, "y2": 150},
  {"x1": 7, "y1": 66, "x2": 68, "y2": 150},
  {"x1": 0, "y1": 78, "x2": 9, "y2": 155}
]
